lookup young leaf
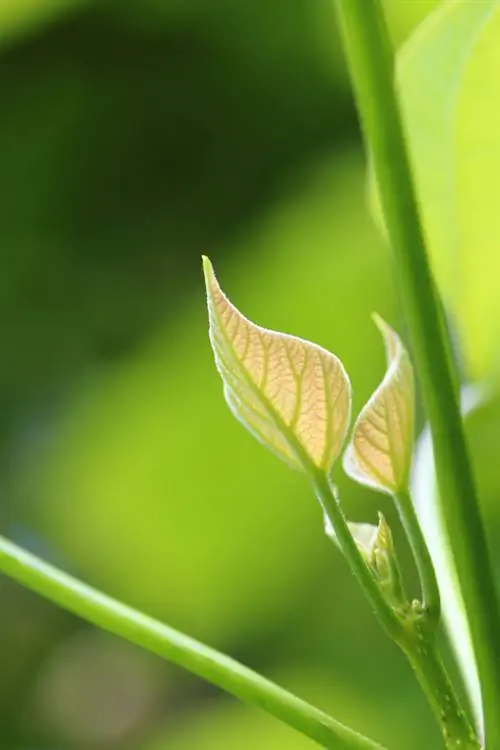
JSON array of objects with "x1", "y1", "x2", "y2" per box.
[
  {"x1": 343, "y1": 316, "x2": 414, "y2": 494},
  {"x1": 203, "y1": 257, "x2": 351, "y2": 473},
  {"x1": 324, "y1": 514, "x2": 378, "y2": 559},
  {"x1": 325, "y1": 511, "x2": 407, "y2": 607}
]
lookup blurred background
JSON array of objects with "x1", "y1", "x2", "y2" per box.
[{"x1": 2, "y1": 1, "x2": 499, "y2": 748}]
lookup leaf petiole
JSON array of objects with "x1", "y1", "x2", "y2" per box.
[
  {"x1": 393, "y1": 489, "x2": 440, "y2": 626},
  {"x1": 314, "y1": 472, "x2": 404, "y2": 643}
]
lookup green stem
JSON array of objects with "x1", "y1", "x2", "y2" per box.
[
  {"x1": 316, "y1": 474, "x2": 477, "y2": 747},
  {"x1": 334, "y1": 1, "x2": 500, "y2": 745},
  {"x1": 406, "y1": 631, "x2": 479, "y2": 750},
  {"x1": 0, "y1": 534, "x2": 386, "y2": 750},
  {"x1": 313, "y1": 472, "x2": 404, "y2": 644},
  {"x1": 393, "y1": 490, "x2": 440, "y2": 625}
]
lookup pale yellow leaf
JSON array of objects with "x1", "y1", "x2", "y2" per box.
[
  {"x1": 324, "y1": 510, "x2": 392, "y2": 562},
  {"x1": 203, "y1": 257, "x2": 351, "y2": 473},
  {"x1": 343, "y1": 315, "x2": 414, "y2": 494},
  {"x1": 324, "y1": 514, "x2": 378, "y2": 560}
]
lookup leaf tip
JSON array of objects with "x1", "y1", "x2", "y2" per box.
[
  {"x1": 202, "y1": 261, "x2": 352, "y2": 474},
  {"x1": 371, "y1": 311, "x2": 387, "y2": 335},
  {"x1": 202, "y1": 255, "x2": 216, "y2": 286},
  {"x1": 371, "y1": 313, "x2": 400, "y2": 363},
  {"x1": 343, "y1": 315, "x2": 414, "y2": 495}
]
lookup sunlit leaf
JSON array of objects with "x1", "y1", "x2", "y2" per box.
[
  {"x1": 343, "y1": 316, "x2": 414, "y2": 494},
  {"x1": 203, "y1": 256, "x2": 351, "y2": 473}
]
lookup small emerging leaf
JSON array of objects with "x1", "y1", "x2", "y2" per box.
[
  {"x1": 203, "y1": 257, "x2": 351, "y2": 473},
  {"x1": 343, "y1": 315, "x2": 414, "y2": 494},
  {"x1": 324, "y1": 514, "x2": 379, "y2": 560},
  {"x1": 325, "y1": 511, "x2": 407, "y2": 607},
  {"x1": 325, "y1": 509, "x2": 389, "y2": 562}
]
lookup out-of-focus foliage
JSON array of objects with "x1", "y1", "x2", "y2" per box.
[
  {"x1": 141, "y1": 667, "x2": 414, "y2": 750},
  {"x1": 1, "y1": 1, "x2": 499, "y2": 749},
  {"x1": 0, "y1": 0, "x2": 84, "y2": 43},
  {"x1": 393, "y1": 0, "x2": 500, "y2": 379},
  {"x1": 382, "y1": 0, "x2": 439, "y2": 42},
  {"x1": 24, "y1": 155, "x2": 396, "y2": 646},
  {"x1": 377, "y1": 2, "x2": 500, "y2": 739}
]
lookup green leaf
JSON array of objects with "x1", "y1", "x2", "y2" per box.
[
  {"x1": 454, "y1": 7, "x2": 500, "y2": 378},
  {"x1": 387, "y1": 0, "x2": 500, "y2": 378},
  {"x1": 381, "y1": 0, "x2": 439, "y2": 45},
  {"x1": 343, "y1": 316, "x2": 414, "y2": 494},
  {"x1": 203, "y1": 256, "x2": 351, "y2": 474}
]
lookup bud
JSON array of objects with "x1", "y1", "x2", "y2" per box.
[{"x1": 325, "y1": 511, "x2": 406, "y2": 608}]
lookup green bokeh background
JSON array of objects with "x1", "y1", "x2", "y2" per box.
[{"x1": 3, "y1": 1, "x2": 499, "y2": 749}]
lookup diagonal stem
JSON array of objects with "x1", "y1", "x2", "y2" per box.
[
  {"x1": 313, "y1": 471, "x2": 404, "y2": 643},
  {"x1": 333, "y1": 1, "x2": 500, "y2": 746},
  {"x1": 0, "y1": 534, "x2": 386, "y2": 750}
]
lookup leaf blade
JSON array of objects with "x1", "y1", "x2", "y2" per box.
[
  {"x1": 343, "y1": 316, "x2": 414, "y2": 494},
  {"x1": 203, "y1": 257, "x2": 351, "y2": 473}
]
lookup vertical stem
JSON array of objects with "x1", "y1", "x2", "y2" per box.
[
  {"x1": 334, "y1": 1, "x2": 500, "y2": 745},
  {"x1": 317, "y1": 474, "x2": 478, "y2": 748},
  {"x1": 406, "y1": 633, "x2": 479, "y2": 750},
  {"x1": 393, "y1": 490, "x2": 440, "y2": 624}
]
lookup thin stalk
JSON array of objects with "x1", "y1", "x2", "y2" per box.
[
  {"x1": 334, "y1": 1, "x2": 500, "y2": 745},
  {"x1": 313, "y1": 471, "x2": 404, "y2": 644},
  {"x1": 0, "y1": 534, "x2": 386, "y2": 750},
  {"x1": 393, "y1": 490, "x2": 440, "y2": 625},
  {"x1": 317, "y1": 475, "x2": 477, "y2": 748}
]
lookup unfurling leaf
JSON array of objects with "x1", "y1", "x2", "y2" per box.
[
  {"x1": 325, "y1": 509, "x2": 390, "y2": 563},
  {"x1": 343, "y1": 315, "x2": 414, "y2": 494},
  {"x1": 324, "y1": 514, "x2": 379, "y2": 560},
  {"x1": 371, "y1": 514, "x2": 407, "y2": 608},
  {"x1": 325, "y1": 510, "x2": 407, "y2": 607},
  {"x1": 202, "y1": 257, "x2": 351, "y2": 473}
]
